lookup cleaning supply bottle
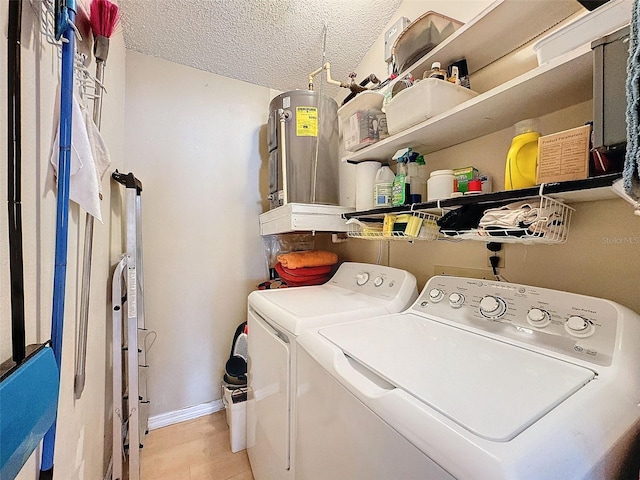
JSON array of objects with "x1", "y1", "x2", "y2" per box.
[
  {"x1": 407, "y1": 157, "x2": 423, "y2": 203},
  {"x1": 373, "y1": 164, "x2": 395, "y2": 207},
  {"x1": 447, "y1": 66, "x2": 461, "y2": 85},
  {"x1": 391, "y1": 162, "x2": 408, "y2": 206},
  {"x1": 504, "y1": 119, "x2": 541, "y2": 190},
  {"x1": 425, "y1": 62, "x2": 446, "y2": 81}
]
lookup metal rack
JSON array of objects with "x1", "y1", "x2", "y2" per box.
[
  {"x1": 111, "y1": 171, "x2": 149, "y2": 480},
  {"x1": 439, "y1": 195, "x2": 574, "y2": 245},
  {"x1": 343, "y1": 175, "x2": 622, "y2": 245},
  {"x1": 347, "y1": 211, "x2": 441, "y2": 241}
]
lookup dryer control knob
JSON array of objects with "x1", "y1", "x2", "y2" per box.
[
  {"x1": 479, "y1": 295, "x2": 506, "y2": 318},
  {"x1": 429, "y1": 288, "x2": 444, "y2": 302},
  {"x1": 565, "y1": 315, "x2": 594, "y2": 337},
  {"x1": 448, "y1": 292, "x2": 465, "y2": 308},
  {"x1": 373, "y1": 276, "x2": 384, "y2": 287},
  {"x1": 527, "y1": 308, "x2": 550, "y2": 327},
  {"x1": 356, "y1": 272, "x2": 370, "y2": 286}
]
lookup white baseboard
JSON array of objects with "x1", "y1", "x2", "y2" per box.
[{"x1": 147, "y1": 399, "x2": 225, "y2": 431}]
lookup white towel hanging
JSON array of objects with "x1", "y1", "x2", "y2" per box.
[{"x1": 50, "y1": 94, "x2": 103, "y2": 222}]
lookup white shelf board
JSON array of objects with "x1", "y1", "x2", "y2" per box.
[
  {"x1": 259, "y1": 203, "x2": 354, "y2": 235},
  {"x1": 549, "y1": 186, "x2": 619, "y2": 203},
  {"x1": 344, "y1": 44, "x2": 593, "y2": 163},
  {"x1": 399, "y1": 0, "x2": 583, "y2": 79}
]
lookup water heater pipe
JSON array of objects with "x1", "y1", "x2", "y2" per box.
[
  {"x1": 278, "y1": 109, "x2": 289, "y2": 204},
  {"x1": 308, "y1": 62, "x2": 348, "y2": 91}
]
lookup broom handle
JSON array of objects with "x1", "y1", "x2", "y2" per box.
[
  {"x1": 40, "y1": 2, "x2": 76, "y2": 477},
  {"x1": 74, "y1": 57, "x2": 106, "y2": 399}
]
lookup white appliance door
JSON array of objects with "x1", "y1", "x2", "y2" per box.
[
  {"x1": 248, "y1": 286, "x2": 388, "y2": 334},
  {"x1": 318, "y1": 313, "x2": 595, "y2": 442},
  {"x1": 296, "y1": 345, "x2": 455, "y2": 480},
  {"x1": 246, "y1": 309, "x2": 291, "y2": 479}
]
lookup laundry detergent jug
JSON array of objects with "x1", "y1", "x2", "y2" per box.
[{"x1": 504, "y1": 119, "x2": 541, "y2": 190}]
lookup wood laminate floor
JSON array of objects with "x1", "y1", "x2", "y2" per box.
[{"x1": 141, "y1": 411, "x2": 254, "y2": 480}]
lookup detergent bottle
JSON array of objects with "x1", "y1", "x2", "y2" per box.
[{"x1": 504, "y1": 119, "x2": 541, "y2": 190}]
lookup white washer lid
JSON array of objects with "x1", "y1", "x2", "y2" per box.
[
  {"x1": 249, "y1": 286, "x2": 390, "y2": 335},
  {"x1": 319, "y1": 313, "x2": 595, "y2": 442}
]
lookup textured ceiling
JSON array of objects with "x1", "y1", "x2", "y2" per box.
[{"x1": 119, "y1": 0, "x2": 403, "y2": 95}]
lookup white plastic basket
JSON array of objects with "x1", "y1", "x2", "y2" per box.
[
  {"x1": 532, "y1": 0, "x2": 632, "y2": 65},
  {"x1": 385, "y1": 78, "x2": 478, "y2": 135}
]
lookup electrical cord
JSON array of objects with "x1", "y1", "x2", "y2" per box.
[
  {"x1": 487, "y1": 242, "x2": 508, "y2": 282},
  {"x1": 489, "y1": 254, "x2": 509, "y2": 282}
]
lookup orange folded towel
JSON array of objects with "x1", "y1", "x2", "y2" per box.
[{"x1": 276, "y1": 250, "x2": 338, "y2": 269}]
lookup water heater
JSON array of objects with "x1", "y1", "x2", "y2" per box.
[{"x1": 267, "y1": 90, "x2": 339, "y2": 210}]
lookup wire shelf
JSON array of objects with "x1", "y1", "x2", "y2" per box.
[
  {"x1": 347, "y1": 211, "x2": 441, "y2": 241},
  {"x1": 440, "y1": 195, "x2": 574, "y2": 244}
]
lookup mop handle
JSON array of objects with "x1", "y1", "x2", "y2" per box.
[{"x1": 40, "y1": 2, "x2": 76, "y2": 477}]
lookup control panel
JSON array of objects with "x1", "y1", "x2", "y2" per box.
[
  {"x1": 328, "y1": 262, "x2": 417, "y2": 301},
  {"x1": 412, "y1": 276, "x2": 620, "y2": 367}
]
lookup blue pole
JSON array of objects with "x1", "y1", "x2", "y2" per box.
[{"x1": 40, "y1": 2, "x2": 76, "y2": 478}]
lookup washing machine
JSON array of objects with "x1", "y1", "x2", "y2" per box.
[
  {"x1": 246, "y1": 262, "x2": 418, "y2": 480},
  {"x1": 295, "y1": 275, "x2": 640, "y2": 480}
]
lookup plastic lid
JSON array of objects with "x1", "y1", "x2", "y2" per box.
[
  {"x1": 431, "y1": 61, "x2": 441, "y2": 69},
  {"x1": 430, "y1": 169, "x2": 454, "y2": 177},
  {"x1": 515, "y1": 118, "x2": 539, "y2": 135}
]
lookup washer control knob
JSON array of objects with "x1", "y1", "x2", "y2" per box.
[
  {"x1": 429, "y1": 288, "x2": 444, "y2": 303},
  {"x1": 527, "y1": 308, "x2": 550, "y2": 327},
  {"x1": 356, "y1": 272, "x2": 370, "y2": 286},
  {"x1": 373, "y1": 276, "x2": 384, "y2": 287},
  {"x1": 565, "y1": 316, "x2": 594, "y2": 337},
  {"x1": 448, "y1": 292, "x2": 465, "y2": 308},
  {"x1": 479, "y1": 295, "x2": 506, "y2": 318}
]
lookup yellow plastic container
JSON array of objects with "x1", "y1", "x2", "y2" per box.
[{"x1": 504, "y1": 127, "x2": 541, "y2": 190}]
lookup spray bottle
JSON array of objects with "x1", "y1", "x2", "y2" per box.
[{"x1": 391, "y1": 148, "x2": 411, "y2": 206}]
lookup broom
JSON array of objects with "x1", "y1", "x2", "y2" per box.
[
  {"x1": 74, "y1": 0, "x2": 120, "y2": 400},
  {"x1": 40, "y1": 1, "x2": 77, "y2": 477}
]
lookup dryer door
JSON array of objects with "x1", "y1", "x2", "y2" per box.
[{"x1": 246, "y1": 308, "x2": 292, "y2": 479}]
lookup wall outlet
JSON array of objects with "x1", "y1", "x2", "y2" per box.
[
  {"x1": 434, "y1": 265, "x2": 494, "y2": 280},
  {"x1": 486, "y1": 251, "x2": 505, "y2": 268}
]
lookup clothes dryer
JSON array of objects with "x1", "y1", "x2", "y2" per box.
[
  {"x1": 246, "y1": 262, "x2": 417, "y2": 480},
  {"x1": 296, "y1": 276, "x2": 640, "y2": 479}
]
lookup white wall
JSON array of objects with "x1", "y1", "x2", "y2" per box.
[
  {"x1": 1, "y1": 4, "x2": 126, "y2": 480},
  {"x1": 124, "y1": 51, "x2": 270, "y2": 418}
]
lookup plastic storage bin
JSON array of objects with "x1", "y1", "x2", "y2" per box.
[
  {"x1": 392, "y1": 11, "x2": 464, "y2": 73},
  {"x1": 344, "y1": 110, "x2": 384, "y2": 152},
  {"x1": 532, "y1": 0, "x2": 632, "y2": 65},
  {"x1": 385, "y1": 79, "x2": 478, "y2": 135},
  {"x1": 222, "y1": 385, "x2": 247, "y2": 453}
]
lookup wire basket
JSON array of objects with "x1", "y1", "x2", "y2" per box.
[
  {"x1": 440, "y1": 195, "x2": 574, "y2": 244},
  {"x1": 347, "y1": 211, "x2": 441, "y2": 241}
]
